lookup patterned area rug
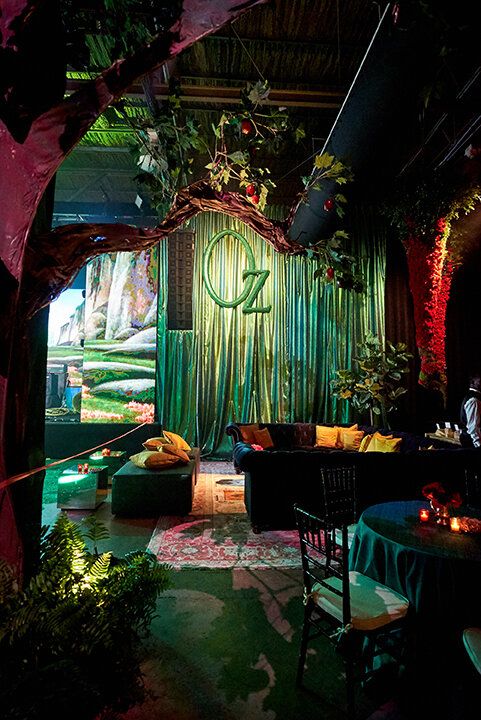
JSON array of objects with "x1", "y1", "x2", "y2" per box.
[{"x1": 148, "y1": 461, "x2": 301, "y2": 569}]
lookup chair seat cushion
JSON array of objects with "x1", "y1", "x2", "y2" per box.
[
  {"x1": 312, "y1": 571, "x2": 409, "y2": 631},
  {"x1": 463, "y1": 628, "x2": 481, "y2": 674}
]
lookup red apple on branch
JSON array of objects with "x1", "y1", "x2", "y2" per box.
[{"x1": 241, "y1": 118, "x2": 254, "y2": 135}]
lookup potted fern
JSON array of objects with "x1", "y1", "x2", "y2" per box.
[
  {"x1": 331, "y1": 333, "x2": 413, "y2": 427},
  {"x1": 0, "y1": 513, "x2": 170, "y2": 720}
]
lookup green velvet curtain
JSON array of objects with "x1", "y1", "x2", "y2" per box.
[{"x1": 157, "y1": 207, "x2": 386, "y2": 456}]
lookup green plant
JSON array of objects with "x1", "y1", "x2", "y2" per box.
[
  {"x1": 383, "y1": 169, "x2": 481, "y2": 239},
  {"x1": 0, "y1": 513, "x2": 170, "y2": 720},
  {"x1": 332, "y1": 333, "x2": 413, "y2": 423}
]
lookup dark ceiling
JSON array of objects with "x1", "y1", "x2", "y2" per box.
[
  {"x1": 54, "y1": 0, "x2": 481, "y2": 230},
  {"x1": 54, "y1": 0, "x2": 381, "y2": 224}
]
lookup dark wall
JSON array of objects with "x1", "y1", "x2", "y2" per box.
[
  {"x1": 45, "y1": 422, "x2": 163, "y2": 459},
  {"x1": 446, "y1": 241, "x2": 481, "y2": 417}
]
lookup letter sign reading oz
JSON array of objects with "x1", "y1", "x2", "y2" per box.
[{"x1": 202, "y1": 230, "x2": 271, "y2": 314}]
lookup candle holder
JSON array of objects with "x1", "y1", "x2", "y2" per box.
[
  {"x1": 419, "y1": 508, "x2": 430, "y2": 523},
  {"x1": 449, "y1": 517, "x2": 461, "y2": 532}
]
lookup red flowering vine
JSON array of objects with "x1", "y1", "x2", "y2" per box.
[
  {"x1": 384, "y1": 171, "x2": 481, "y2": 402},
  {"x1": 403, "y1": 217, "x2": 455, "y2": 399}
]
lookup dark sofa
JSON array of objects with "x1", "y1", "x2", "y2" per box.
[{"x1": 226, "y1": 422, "x2": 481, "y2": 531}]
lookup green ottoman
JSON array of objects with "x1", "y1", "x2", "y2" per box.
[{"x1": 111, "y1": 460, "x2": 195, "y2": 517}]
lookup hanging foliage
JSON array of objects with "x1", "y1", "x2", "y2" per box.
[{"x1": 384, "y1": 169, "x2": 481, "y2": 398}]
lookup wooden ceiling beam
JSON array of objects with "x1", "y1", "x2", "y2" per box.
[{"x1": 66, "y1": 79, "x2": 344, "y2": 109}]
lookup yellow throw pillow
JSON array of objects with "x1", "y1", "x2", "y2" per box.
[
  {"x1": 239, "y1": 423, "x2": 259, "y2": 444},
  {"x1": 163, "y1": 430, "x2": 191, "y2": 451},
  {"x1": 130, "y1": 451, "x2": 155, "y2": 468},
  {"x1": 162, "y1": 445, "x2": 190, "y2": 464},
  {"x1": 358, "y1": 434, "x2": 373, "y2": 452},
  {"x1": 144, "y1": 451, "x2": 179, "y2": 470},
  {"x1": 315, "y1": 425, "x2": 339, "y2": 449},
  {"x1": 142, "y1": 437, "x2": 171, "y2": 451},
  {"x1": 340, "y1": 429, "x2": 365, "y2": 451},
  {"x1": 253, "y1": 427, "x2": 274, "y2": 449},
  {"x1": 335, "y1": 424, "x2": 359, "y2": 448},
  {"x1": 364, "y1": 435, "x2": 402, "y2": 453},
  {"x1": 373, "y1": 431, "x2": 393, "y2": 440}
]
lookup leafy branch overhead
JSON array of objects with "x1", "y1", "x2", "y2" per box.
[
  {"x1": 107, "y1": 79, "x2": 362, "y2": 290},
  {"x1": 302, "y1": 151, "x2": 353, "y2": 219}
]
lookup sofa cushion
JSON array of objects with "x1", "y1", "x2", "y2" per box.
[
  {"x1": 239, "y1": 423, "x2": 259, "y2": 444},
  {"x1": 293, "y1": 422, "x2": 315, "y2": 447},
  {"x1": 315, "y1": 425, "x2": 340, "y2": 449},
  {"x1": 340, "y1": 428, "x2": 365, "y2": 451},
  {"x1": 253, "y1": 427, "x2": 275, "y2": 449},
  {"x1": 365, "y1": 434, "x2": 402, "y2": 453},
  {"x1": 262, "y1": 423, "x2": 296, "y2": 448}
]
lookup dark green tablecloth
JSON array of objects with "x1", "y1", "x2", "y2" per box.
[{"x1": 349, "y1": 500, "x2": 481, "y2": 628}]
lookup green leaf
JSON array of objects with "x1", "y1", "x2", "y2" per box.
[
  {"x1": 313, "y1": 153, "x2": 334, "y2": 170},
  {"x1": 227, "y1": 150, "x2": 248, "y2": 165}
]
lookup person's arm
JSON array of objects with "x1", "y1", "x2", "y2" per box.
[{"x1": 464, "y1": 397, "x2": 481, "y2": 447}]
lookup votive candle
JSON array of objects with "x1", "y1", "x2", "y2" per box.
[
  {"x1": 419, "y1": 508, "x2": 430, "y2": 522},
  {"x1": 450, "y1": 517, "x2": 461, "y2": 532},
  {"x1": 83, "y1": 463, "x2": 89, "y2": 474}
]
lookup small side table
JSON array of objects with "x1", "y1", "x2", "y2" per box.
[
  {"x1": 57, "y1": 466, "x2": 108, "y2": 510},
  {"x1": 89, "y1": 451, "x2": 127, "y2": 481}
]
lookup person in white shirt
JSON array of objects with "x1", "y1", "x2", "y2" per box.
[{"x1": 460, "y1": 373, "x2": 481, "y2": 448}]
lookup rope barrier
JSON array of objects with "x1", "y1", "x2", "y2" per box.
[{"x1": 0, "y1": 422, "x2": 149, "y2": 491}]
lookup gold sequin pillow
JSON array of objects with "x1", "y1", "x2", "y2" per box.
[
  {"x1": 142, "y1": 437, "x2": 171, "y2": 451},
  {"x1": 162, "y1": 430, "x2": 191, "y2": 451},
  {"x1": 144, "y1": 452, "x2": 179, "y2": 470}
]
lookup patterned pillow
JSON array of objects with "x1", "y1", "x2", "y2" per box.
[{"x1": 253, "y1": 427, "x2": 275, "y2": 449}]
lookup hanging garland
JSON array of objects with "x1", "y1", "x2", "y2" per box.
[
  {"x1": 385, "y1": 170, "x2": 481, "y2": 399},
  {"x1": 403, "y1": 217, "x2": 454, "y2": 398}
]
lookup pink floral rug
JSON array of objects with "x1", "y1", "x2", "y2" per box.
[{"x1": 147, "y1": 461, "x2": 301, "y2": 569}]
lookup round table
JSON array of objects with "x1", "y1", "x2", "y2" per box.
[
  {"x1": 349, "y1": 500, "x2": 481, "y2": 627},
  {"x1": 349, "y1": 501, "x2": 481, "y2": 718}
]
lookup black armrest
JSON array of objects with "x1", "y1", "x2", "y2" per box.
[{"x1": 226, "y1": 423, "x2": 243, "y2": 444}]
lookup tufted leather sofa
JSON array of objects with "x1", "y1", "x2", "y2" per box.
[{"x1": 225, "y1": 422, "x2": 481, "y2": 532}]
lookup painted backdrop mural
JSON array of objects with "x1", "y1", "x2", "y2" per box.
[
  {"x1": 45, "y1": 289, "x2": 85, "y2": 422},
  {"x1": 81, "y1": 249, "x2": 158, "y2": 423}
]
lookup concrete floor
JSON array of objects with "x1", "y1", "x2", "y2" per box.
[{"x1": 41, "y1": 473, "x2": 415, "y2": 720}]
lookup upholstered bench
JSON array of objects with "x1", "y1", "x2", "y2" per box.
[{"x1": 111, "y1": 459, "x2": 196, "y2": 517}]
